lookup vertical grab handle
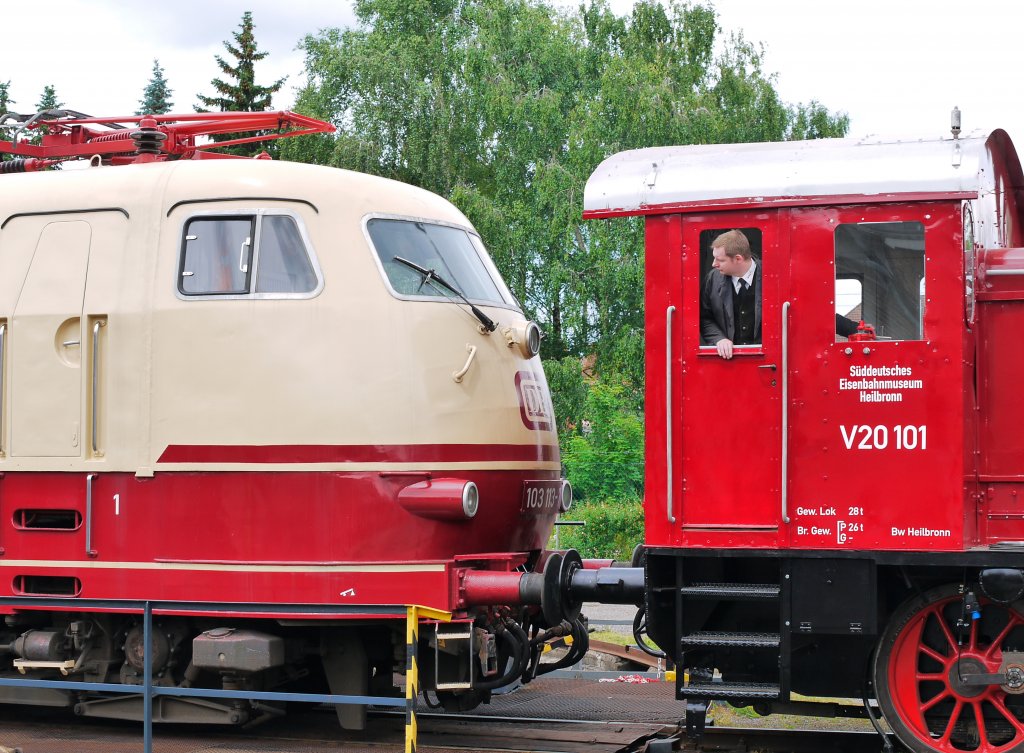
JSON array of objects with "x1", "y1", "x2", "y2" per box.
[
  {"x1": 92, "y1": 320, "x2": 105, "y2": 455},
  {"x1": 239, "y1": 237, "x2": 250, "y2": 273},
  {"x1": 781, "y1": 301, "x2": 791, "y2": 524},
  {"x1": 666, "y1": 305, "x2": 676, "y2": 524},
  {"x1": 85, "y1": 473, "x2": 97, "y2": 557}
]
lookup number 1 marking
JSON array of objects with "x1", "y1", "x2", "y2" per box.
[{"x1": 114, "y1": 494, "x2": 120, "y2": 515}]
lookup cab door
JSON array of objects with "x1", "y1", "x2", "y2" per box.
[
  {"x1": 10, "y1": 220, "x2": 91, "y2": 457},
  {"x1": 785, "y1": 203, "x2": 964, "y2": 551},
  {"x1": 674, "y1": 213, "x2": 785, "y2": 533}
]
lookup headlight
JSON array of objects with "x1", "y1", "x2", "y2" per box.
[
  {"x1": 505, "y1": 321, "x2": 543, "y2": 358},
  {"x1": 524, "y1": 321, "x2": 542, "y2": 358},
  {"x1": 559, "y1": 480, "x2": 573, "y2": 513},
  {"x1": 462, "y1": 481, "x2": 480, "y2": 518}
]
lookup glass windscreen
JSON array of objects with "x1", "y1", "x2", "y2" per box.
[{"x1": 367, "y1": 219, "x2": 510, "y2": 306}]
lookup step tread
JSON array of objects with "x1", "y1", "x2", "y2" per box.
[
  {"x1": 681, "y1": 631, "x2": 781, "y2": 648},
  {"x1": 684, "y1": 681, "x2": 781, "y2": 699},
  {"x1": 680, "y1": 583, "x2": 781, "y2": 599}
]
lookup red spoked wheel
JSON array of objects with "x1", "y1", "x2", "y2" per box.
[{"x1": 875, "y1": 585, "x2": 1024, "y2": 753}]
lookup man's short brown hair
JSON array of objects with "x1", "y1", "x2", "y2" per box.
[{"x1": 711, "y1": 229, "x2": 752, "y2": 259}]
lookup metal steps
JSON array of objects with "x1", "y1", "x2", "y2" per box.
[{"x1": 677, "y1": 575, "x2": 787, "y2": 706}]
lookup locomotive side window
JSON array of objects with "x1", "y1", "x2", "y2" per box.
[
  {"x1": 834, "y1": 221, "x2": 925, "y2": 341},
  {"x1": 179, "y1": 212, "x2": 321, "y2": 298},
  {"x1": 180, "y1": 217, "x2": 253, "y2": 295},
  {"x1": 698, "y1": 227, "x2": 763, "y2": 351},
  {"x1": 366, "y1": 218, "x2": 516, "y2": 307},
  {"x1": 254, "y1": 216, "x2": 318, "y2": 294}
]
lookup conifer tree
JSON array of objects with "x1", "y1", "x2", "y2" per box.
[
  {"x1": 137, "y1": 59, "x2": 174, "y2": 115},
  {"x1": 197, "y1": 12, "x2": 284, "y2": 112},
  {"x1": 0, "y1": 81, "x2": 13, "y2": 164},
  {"x1": 196, "y1": 12, "x2": 286, "y2": 155},
  {"x1": 28, "y1": 85, "x2": 63, "y2": 149},
  {"x1": 0, "y1": 81, "x2": 12, "y2": 116},
  {"x1": 36, "y1": 85, "x2": 63, "y2": 113}
]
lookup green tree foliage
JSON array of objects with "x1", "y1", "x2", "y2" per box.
[
  {"x1": 554, "y1": 499, "x2": 644, "y2": 560},
  {"x1": 561, "y1": 382, "x2": 644, "y2": 503},
  {"x1": 197, "y1": 11, "x2": 286, "y2": 155},
  {"x1": 137, "y1": 59, "x2": 174, "y2": 115}
]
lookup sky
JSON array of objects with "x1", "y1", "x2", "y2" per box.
[{"x1": 1, "y1": 0, "x2": 1022, "y2": 146}]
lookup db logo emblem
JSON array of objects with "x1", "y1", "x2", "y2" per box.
[{"x1": 515, "y1": 371, "x2": 553, "y2": 431}]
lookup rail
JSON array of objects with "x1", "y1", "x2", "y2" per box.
[{"x1": 0, "y1": 596, "x2": 450, "y2": 753}]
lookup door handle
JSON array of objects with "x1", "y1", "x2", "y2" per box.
[
  {"x1": 758, "y1": 364, "x2": 777, "y2": 371},
  {"x1": 239, "y1": 237, "x2": 251, "y2": 274}
]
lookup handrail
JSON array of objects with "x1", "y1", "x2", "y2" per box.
[
  {"x1": 0, "y1": 596, "x2": 450, "y2": 753},
  {"x1": 452, "y1": 344, "x2": 478, "y2": 383},
  {"x1": 85, "y1": 473, "x2": 97, "y2": 557},
  {"x1": 91, "y1": 319, "x2": 105, "y2": 455},
  {"x1": 666, "y1": 306, "x2": 676, "y2": 524},
  {"x1": 781, "y1": 301, "x2": 791, "y2": 524}
]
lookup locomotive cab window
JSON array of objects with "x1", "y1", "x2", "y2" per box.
[
  {"x1": 366, "y1": 217, "x2": 518, "y2": 308},
  {"x1": 179, "y1": 212, "x2": 321, "y2": 298},
  {"x1": 834, "y1": 222, "x2": 924, "y2": 341},
  {"x1": 698, "y1": 227, "x2": 763, "y2": 352}
]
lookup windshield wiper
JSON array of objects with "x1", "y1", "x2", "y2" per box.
[{"x1": 393, "y1": 256, "x2": 498, "y2": 332}]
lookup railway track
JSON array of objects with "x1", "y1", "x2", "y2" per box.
[{"x1": 0, "y1": 704, "x2": 897, "y2": 753}]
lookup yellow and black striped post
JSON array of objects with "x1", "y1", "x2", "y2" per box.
[
  {"x1": 405, "y1": 605, "x2": 451, "y2": 753},
  {"x1": 405, "y1": 605, "x2": 420, "y2": 753}
]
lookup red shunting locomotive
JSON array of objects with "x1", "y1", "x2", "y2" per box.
[{"x1": 585, "y1": 116, "x2": 1024, "y2": 753}]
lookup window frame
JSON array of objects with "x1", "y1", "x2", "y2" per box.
[
  {"x1": 833, "y1": 220, "x2": 926, "y2": 342},
  {"x1": 175, "y1": 208, "x2": 324, "y2": 301},
  {"x1": 362, "y1": 212, "x2": 522, "y2": 312},
  {"x1": 696, "y1": 226, "x2": 766, "y2": 356}
]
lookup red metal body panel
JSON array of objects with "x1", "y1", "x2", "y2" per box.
[
  {"x1": 785, "y1": 203, "x2": 965, "y2": 551},
  {"x1": 975, "y1": 247, "x2": 1024, "y2": 543},
  {"x1": 645, "y1": 201, "x2": 971, "y2": 553},
  {"x1": 0, "y1": 465, "x2": 559, "y2": 613}
]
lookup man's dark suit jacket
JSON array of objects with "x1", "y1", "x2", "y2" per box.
[{"x1": 700, "y1": 264, "x2": 762, "y2": 346}]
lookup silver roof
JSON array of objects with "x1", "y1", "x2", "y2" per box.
[{"x1": 583, "y1": 130, "x2": 1009, "y2": 217}]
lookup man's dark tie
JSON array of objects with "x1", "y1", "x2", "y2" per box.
[{"x1": 738, "y1": 278, "x2": 748, "y2": 293}]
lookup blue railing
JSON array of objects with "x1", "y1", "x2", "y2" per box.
[{"x1": 0, "y1": 596, "x2": 448, "y2": 753}]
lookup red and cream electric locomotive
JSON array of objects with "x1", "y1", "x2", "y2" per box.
[
  {"x1": 0, "y1": 109, "x2": 637, "y2": 729},
  {"x1": 585, "y1": 114, "x2": 1024, "y2": 753}
]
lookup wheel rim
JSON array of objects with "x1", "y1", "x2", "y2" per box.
[{"x1": 884, "y1": 592, "x2": 1024, "y2": 752}]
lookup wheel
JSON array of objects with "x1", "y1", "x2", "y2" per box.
[{"x1": 875, "y1": 584, "x2": 1024, "y2": 753}]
